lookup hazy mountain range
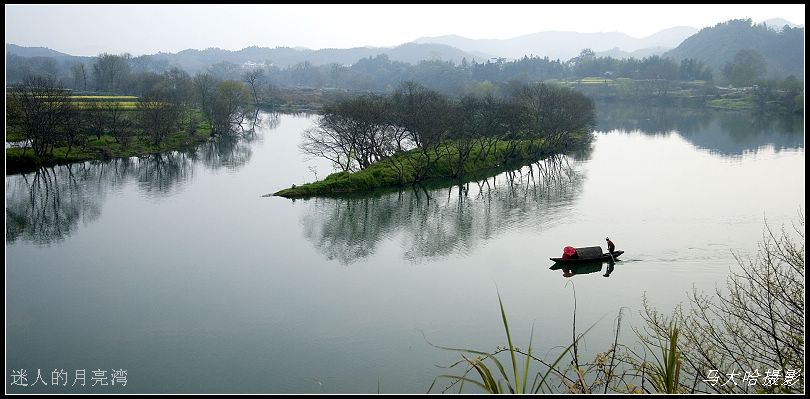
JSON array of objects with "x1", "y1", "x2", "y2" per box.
[
  {"x1": 6, "y1": 42, "x2": 491, "y2": 72},
  {"x1": 593, "y1": 46, "x2": 671, "y2": 59},
  {"x1": 414, "y1": 26, "x2": 698, "y2": 60},
  {"x1": 6, "y1": 43, "x2": 94, "y2": 61},
  {"x1": 6, "y1": 17, "x2": 803, "y2": 79},
  {"x1": 6, "y1": 25, "x2": 699, "y2": 71}
]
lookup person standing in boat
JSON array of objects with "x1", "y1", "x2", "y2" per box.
[{"x1": 605, "y1": 237, "x2": 616, "y2": 254}]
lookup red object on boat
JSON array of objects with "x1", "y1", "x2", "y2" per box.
[{"x1": 562, "y1": 246, "x2": 577, "y2": 260}]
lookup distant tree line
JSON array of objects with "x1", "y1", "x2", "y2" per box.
[
  {"x1": 7, "y1": 43, "x2": 804, "y2": 122},
  {"x1": 569, "y1": 50, "x2": 713, "y2": 81},
  {"x1": 9, "y1": 46, "x2": 802, "y2": 98}
]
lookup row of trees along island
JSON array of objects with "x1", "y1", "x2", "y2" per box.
[
  {"x1": 274, "y1": 81, "x2": 594, "y2": 198},
  {"x1": 6, "y1": 60, "x2": 258, "y2": 172}
]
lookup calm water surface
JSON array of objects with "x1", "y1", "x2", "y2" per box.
[{"x1": 6, "y1": 105, "x2": 804, "y2": 393}]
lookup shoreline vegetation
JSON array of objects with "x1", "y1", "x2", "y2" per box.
[
  {"x1": 4, "y1": 84, "x2": 789, "y2": 176},
  {"x1": 560, "y1": 77, "x2": 803, "y2": 114},
  {"x1": 5, "y1": 81, "x2": 797, "y2": 177},
  {"x1": 6, "y1": 71, "x2": 800, "y2": 177},
  {"x1": 6, "y1": 125, "x2": 213, "y2": 175},
  {"x1": 6, "y1": 71, "x2": 256, "y2": 175}
]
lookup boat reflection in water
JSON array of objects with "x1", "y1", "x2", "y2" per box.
[{"x1": 549, "y1": 259, "x2": 617, "y2": 278}]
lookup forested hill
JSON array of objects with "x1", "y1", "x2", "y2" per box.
[
  {"x1": 664, "y1": 19, "x2": 804, "y2": 79},
  {"x1": 5, "y1": 44, "x2": 94, "y2": 62}
]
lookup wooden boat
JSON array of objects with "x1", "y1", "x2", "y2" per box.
[{"x1": 549, "y1": 246, "x2": 623, "y2": 266}]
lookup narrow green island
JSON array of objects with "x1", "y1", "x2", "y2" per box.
[
  {"x1": 274, "y1": 139, "x2": 581, "y2": 198},
  {"x1": 273, "y1": 82, "x2": 594, "y2": 198}
]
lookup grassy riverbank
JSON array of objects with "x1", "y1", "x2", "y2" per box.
[
  {"x1": 6, "y1": 122, "x2": 212, "y2": 175},
  {"x1": 274, "y1": 135, "x2": 587, "y2": 198}
]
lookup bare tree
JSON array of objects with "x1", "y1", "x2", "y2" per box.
[
  {"x1": 138, "y1": 91, "x2": 180, "y2": 145},
  {"x1": 193, "y1": 72, "x2": 219, "y2": 131},
  {"x1": 104, "y1": 102, "x2": 134, "y2": 146},
  {"x1": 84, "y1": 102, "x2": 108, "y2": 140},
  {"x1": 7, "y1": 76, "x2": 74, "y2": 157},
  {"x1": 510, "y1": 83, "x2": 595, "y2": 154},
  {"x1": 300, "y1": 94, "x2": 398, "y2": 172},
  {"x1": 61, "y1": 106, "x2": 87, "y2": 157},
  {"x1": 71, "y1": 63, "x2": 88, "y2": 91},
  {"x1": 300, "y1": 125, "x2": 355, "y2": 172},
  {"x1": 210, "y1": 80, "x2": 251, "y2": 136},
  {"x1": 391, "y1": 81, "x2": 449, "y2": 149},
  {"x1": 451, "y1": 94, "x2": 517, "y2": 177},
  {"x1": 92, "y1": 53, "x2": 131, "y2": 93},
  {"x1": 242, "y1": 69, "x2": 265, "y2": 106}
]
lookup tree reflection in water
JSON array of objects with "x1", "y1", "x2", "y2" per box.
[
  {"x1": 7, "y1": 164, "x2": 105, "y2": 245},
  {"x1": 301, "y1": 154, "x2": 585, "y2": 265},
  {"x1": 595, "y1": 102, "x2": 804, "y2": 156},
  {"x1": 6, "y1": 133, "x2": 258, "y2": 245},
  {"x1": 246, "y1": 109, "x2": 281, "y2": 133}
]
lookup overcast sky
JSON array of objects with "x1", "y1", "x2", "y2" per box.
[{"x1": 5, "y1": 4, "x2": 805, "y2": 56}]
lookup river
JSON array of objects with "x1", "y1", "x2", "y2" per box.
[{"x1": 6, "y1": 104, "x2": 804, "y2": 393}]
